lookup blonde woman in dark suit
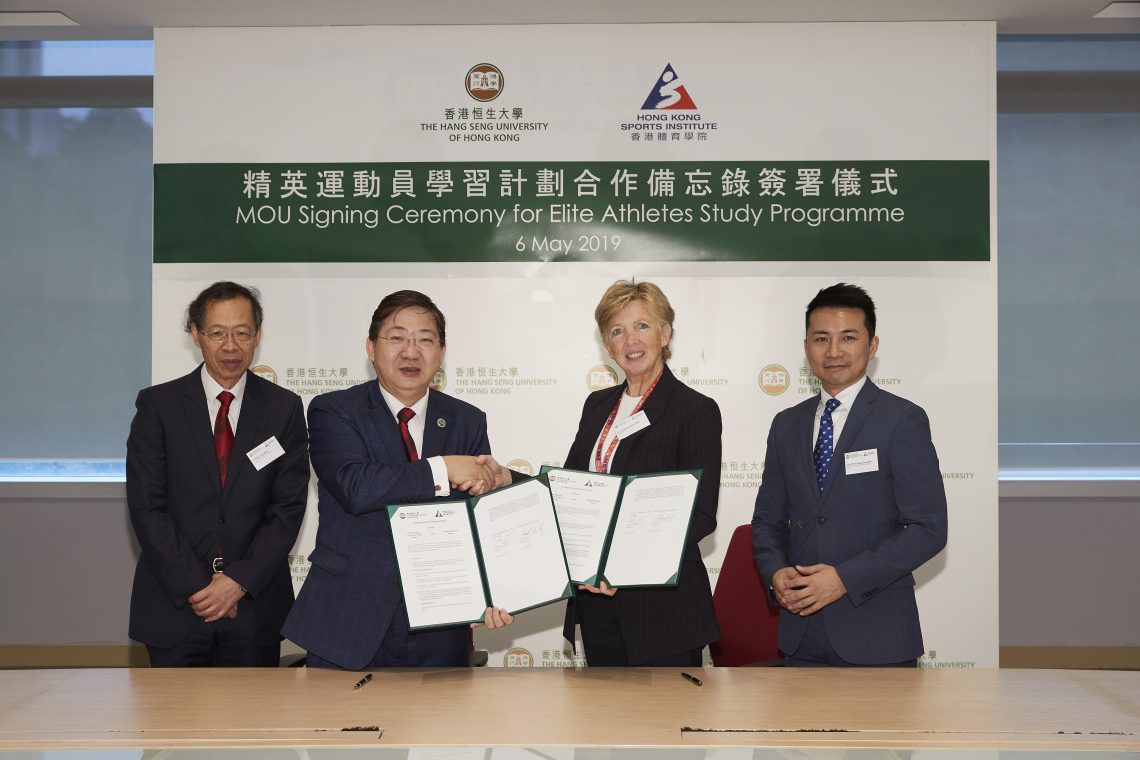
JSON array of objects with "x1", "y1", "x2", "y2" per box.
[{"x1": 562, "y1": 280, "x2": 721, "y2": 666}]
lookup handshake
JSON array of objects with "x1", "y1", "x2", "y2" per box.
[{"x1": 442, "y1": 454, "x2": 515, "y2": 496}]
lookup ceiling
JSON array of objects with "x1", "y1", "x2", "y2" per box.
[{"x1": 2, "y1": 0, "x2": 1139, "y2": 40}]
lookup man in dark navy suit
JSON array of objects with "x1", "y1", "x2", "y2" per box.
[
  {"x1": 752, "y1": 283, "x2": 947, "y2": 667},
  {"x1": 283, "y1": 290, "x2": 513, "y2": 669},
  {"x1": 127, "y1": 281, "x2": 309, "y2": 667}
]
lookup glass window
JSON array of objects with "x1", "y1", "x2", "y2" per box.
[
  {"x1": 0, "y1": 41, "x2": 153, "y2": 476},
  {"x1": 997, "y1": 36, "x2": 1140, "y2": 478},
  {"x1": 3, "y1": 40, "x2": 154, "y2": 77}
]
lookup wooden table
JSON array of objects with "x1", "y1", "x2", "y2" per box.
[{"x1": 0, "y1": 667, "x2": 1137, "y2": 751}]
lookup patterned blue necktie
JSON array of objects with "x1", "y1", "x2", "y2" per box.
[{"x1": 813, "y1": 398, "x2": 842, "y2": 493}]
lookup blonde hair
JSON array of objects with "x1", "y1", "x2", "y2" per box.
[{"x1": 594, "y1": 279, "x2": 675, "y2": 362}]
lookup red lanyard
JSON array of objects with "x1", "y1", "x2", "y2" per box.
[{"x1": 593, "y1": 369, "x2": 663, "y2": 474}]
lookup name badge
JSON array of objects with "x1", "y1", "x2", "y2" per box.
[
  {"x1": 844, "y1": 448, "x2": 879, "y2": 475},
  {"x1": 246, "y1": 436, "x2": 286, "y2": 471},
  {"x1": 612, "y1": 410, "x2": 651, "y2": 439}
]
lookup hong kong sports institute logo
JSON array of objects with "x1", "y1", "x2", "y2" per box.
[{"x1": 641, "y1": 63, "x2": 698, "y2": 110}]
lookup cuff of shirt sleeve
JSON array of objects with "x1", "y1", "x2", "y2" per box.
[{"x1": 428, "y1": 456, "x2": 450, "y2": 497}]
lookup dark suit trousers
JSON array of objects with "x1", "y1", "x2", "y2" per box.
[
  {"x1": 786, "y1": 614, "x2": 917, "y2": 668},
  {"x1": 145, "y1": 614, "x2": 280, "y2": 667},
  {"x1": 307, "y1": 600, "x2": 469, "y2": 669}
]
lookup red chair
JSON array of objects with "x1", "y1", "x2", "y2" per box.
[{"x1": 710, "y1": 524, "x2": 783, "y2": 666}]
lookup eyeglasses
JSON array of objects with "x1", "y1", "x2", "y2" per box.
[
  {"x1": 201, "y1": 328, "x2": 257, "y2": 344},
  {"x1": 376, "y1": 335, "x2": 440, "y2": 350}
]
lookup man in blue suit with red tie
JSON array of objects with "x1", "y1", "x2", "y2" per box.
[
  {"x1": 752, "y1": 283, "x2": 947, "y2": 667},
  {"x1": 283, "y1": 290, "x2": 513, "y2": 669}
]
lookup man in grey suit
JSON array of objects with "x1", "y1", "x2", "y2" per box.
[
  {"x1": 282, "y1": 290, "x2": 513, "y2": 669},
  {"x1": 752, "y1": 283, "x2": 947, "y2": 667}
]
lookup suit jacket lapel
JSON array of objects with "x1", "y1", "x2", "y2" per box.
[
  {"x1": 635, "y1": 365, "x2": 676, "y2": 429},
  {"x1": 578, "y1": 383, "x2": 624, "y2": 471},
  {"x1": 798, "y1": 396, "x2": 823, "y2": 509},
  {"x1": 422, "y1": 391, "x2": 449, "y2": 457},
  {"x1": 365, "y1": 382, "x2": 407, "y2": 463},
  {"x1": 179, "y1": 367, "x2": 223, "y2": 498},
  {"x1": 224, "y1": 372, "x2": 263, "y2": 500},
  {"x1": 833, "y1": 380, "x2": 879, "y2": 457},
  {"x1": 820, "y1": 380, "x2": 879, "y2": 502}
]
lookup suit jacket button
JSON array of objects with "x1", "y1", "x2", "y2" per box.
[
  {"x1": 817, "y1": 516, "x2": 826, "y2": 524},
  {"x1": 218, "y1": 516, "x2": 226, "y2": 525}
]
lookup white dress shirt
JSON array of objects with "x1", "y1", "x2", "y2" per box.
[
  {"x1": 377, "y1": 383, "x2": 450, "y2": 496},
  {"x1": 811, "y1": 375, "x2": 869, "y2": 449},
  {"x1": 202, "y1": 365, "x2": 247, "y2": 434}
]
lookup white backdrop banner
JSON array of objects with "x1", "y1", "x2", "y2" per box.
[{"x1": 153, "y1": 21, "x2": 997, "y2": 668}]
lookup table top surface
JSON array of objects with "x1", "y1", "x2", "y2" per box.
[{"x1": 0, "y1": 667, "x2": 1137, "y2": 751}]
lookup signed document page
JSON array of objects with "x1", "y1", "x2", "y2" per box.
[
  {"x1": 471, "y1": 478, "x2": 572, "y2": 614},
  {"x1": 601, "y1": 470, "x2": 701, "y2": 587},
  {"x1": 546, "y1": 468, "x2": 623, "y2": 585},
  {"x1": 388, "y1": 501, "x2": 488, "y2": 630}
]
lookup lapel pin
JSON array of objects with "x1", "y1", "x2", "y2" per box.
[{"x1": 437, "y1": 418, "x2": 446, "y2": 428}]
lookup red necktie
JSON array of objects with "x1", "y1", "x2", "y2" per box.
[
  {"x1": 397, "y1": 407, "x2": 419, "y2": 462},
  {"x1": 214, "y1": 390, "x2": 235, "y2": 486}
]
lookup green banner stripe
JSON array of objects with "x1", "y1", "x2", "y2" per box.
[{"x1": 154, "y1": 161, "x2": 989, "y2": 263}]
